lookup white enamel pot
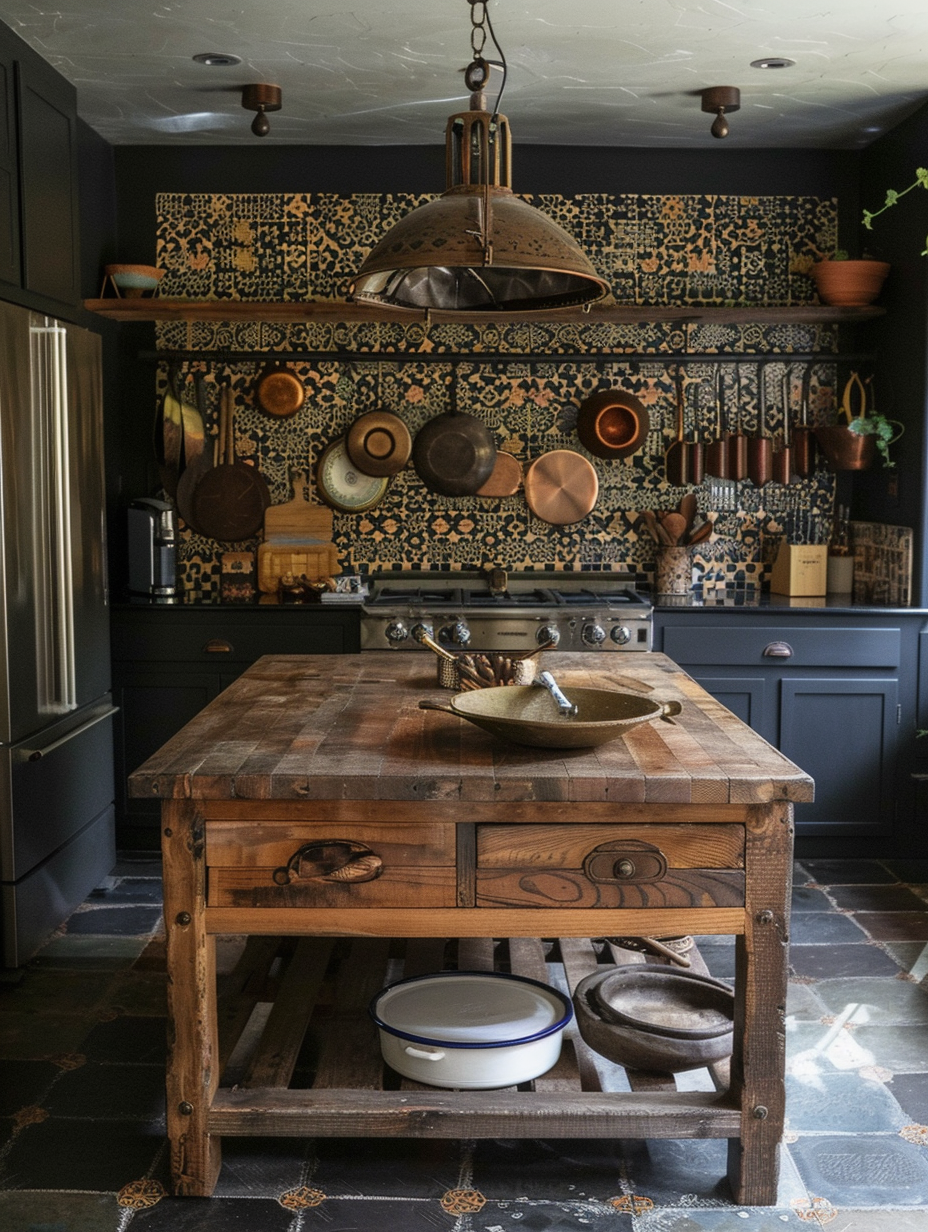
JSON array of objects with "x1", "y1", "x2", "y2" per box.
[{"x1": 369, "y1": 970, "x2": 573, "y2": 1090}]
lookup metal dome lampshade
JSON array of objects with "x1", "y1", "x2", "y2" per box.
[{"x1": 349, "y1": 6, "x2": 608, "y2": 313}]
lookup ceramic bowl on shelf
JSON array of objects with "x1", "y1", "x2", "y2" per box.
[{"x1": 104, "y1": 264, "x2": 165, "y2": 298}]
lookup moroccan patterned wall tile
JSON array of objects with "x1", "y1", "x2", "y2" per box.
[{"x1": 154, "y1": 191, "x2": 848, "y2": 597}]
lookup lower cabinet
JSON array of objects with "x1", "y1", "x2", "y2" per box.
[
  {"x1": 656, "y1": 611, "x2": 923, "y2": 850},
  {"x1": 111, "y1": 605, "x2": 361, "y2": 848}
]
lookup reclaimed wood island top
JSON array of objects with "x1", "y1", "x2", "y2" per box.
[{"x1": 129, "y1": 651, "x2": 813, "y2": 804}]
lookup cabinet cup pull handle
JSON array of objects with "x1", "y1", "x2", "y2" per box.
[
  {"x1": 762, "y1": 641, "x2": 793, "y2": 658},
  {"x1": 273, "y1": 840, "x2": 384, "y2": 886},
  {"x1": 203, "y1": 638, "x2": 233, "y2": 653}
]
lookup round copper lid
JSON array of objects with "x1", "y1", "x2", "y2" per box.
[
  {"x1": 476, "y1": 451, "x2": 522, "y2": 497},
  {"x1": 523, "y1": 450, "x2": 599, "y2": 524},
  {"x1": 256, "y1": 366, "x2": 305, "y2": 418},
  {"x1": 576, "y1": 389, "x2": 650, "y2": 459},
  {"x1": 346, "y1": 409, "x2": 412, "y2": 477}
]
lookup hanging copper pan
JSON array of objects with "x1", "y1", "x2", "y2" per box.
[
  {"x1": 476, "y1": 451, "x2": 523, "y2": 497},
  {"x1": 524, "y1": 450, "x2": 598, "y2": 524},
  {"x1": 576, "y1": 389, "x2": 650, "y2": 459},
  {"x1": 347, "y1": 408, "x2": 412, "y2": 477},
  {"x1": 255, "y1": 364, "x2": 306, "y2": 419}
]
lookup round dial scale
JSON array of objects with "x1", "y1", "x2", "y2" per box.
[{"x1": 316, "y1": 437, "x2": 389, "y2": 513}]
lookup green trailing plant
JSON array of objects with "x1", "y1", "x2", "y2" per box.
[
  {"x1": 862, "y1": 167, "x2": 928, "y2": 254},
  {"x1": 846, "y1": 409, "x2": 902, "y2": 467}
]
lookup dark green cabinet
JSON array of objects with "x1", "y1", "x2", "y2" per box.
[
  {"x1": 111, "y1": 606, "x2": 361, "y2": 847},
  {"x1": 656, "y1": 610, "x2": 922, "y2": 852}
]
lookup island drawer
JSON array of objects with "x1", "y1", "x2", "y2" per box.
[
  {"x1": 662, "y1": 625, "x2": 901, "y2": 669},
  {"x1": 474, "y1": 823, "x2": 745, "y2": 909},
  {"x1": 206, "y1": 819, "x2": 457, "y2": 908}
]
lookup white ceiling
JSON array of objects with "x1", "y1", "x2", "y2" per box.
[{"x1": 0, "y1": 0, "x2": 927, "y2": 148}]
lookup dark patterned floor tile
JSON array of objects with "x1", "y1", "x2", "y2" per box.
[
  {"x1": 790, "y1": 911, "x2": 868, "y2": 945},
  {"x1": 311, "y1": 1135, "x2": 463, "y2": 1195},
  {"x1": 785, "y1": 1071, "x2": 907, "y2": 1132},
  {"x1": 109, "y1": 855, "x2": 162, "y2": 878},
  {"x1": 0, "y1": 968, "x2": 116, "y2": 1016},
  {"x1": 828, "y1": 884, "x2": 928, "y2": 912},
  {"x1": 132, "y1": 1195, "x2": 292, "y2": 1230},
  {"x1": 471, "y1": 1137, "x2": 626, "y2": 1200},
  {"x1": 816, "y1": 1213, "x2": 928, "y2": 1231},
  {"x1": 786, "y1": 980, "x2": 828, "y2": 1021},
  {"x1": 29, "y1": 934, "x2": 153, "y2": 968},
  {"x1": 855, "y1": 913, "x2": 928, "y2": 942},
  {"x1": 89, "y1": 878, "x2": 165, "y2": 905},
  {"x1": 881, "y1": 859, "x2": 928, "y2": 884},
  {"x1": 815, "y1": 976, "x2": 928, "y2": 1025},
  {"x1": 791, "y1": 885, "x2": 833, "y2": 912},
  {"x1": 43, "y1": 1060, "x2": 166, "y2": 1121},
  {"x1": 0, "y1": 1190, "x2": 120, "y2": 1232},
  {"x1": 888, "y1": 1072, "x2": 928, "y2": 1124},
  {"x1": 689, "y1": 941, "x2": 736, "y2": 981},
  {"x1": 0, "y1": 1059, "x2": 60, "y2": 1116},
  {"x1": 799, "y1": 860, "x2": 898, "y2": 885},
  {"x1": 789, "y1": 1133, "x2": 928, "y2": 1204},
  {"x1": 845, "y1": 1025, "x2": 928, "y2": 1072},
  {"x1": 789, "y1": 943, "x2": 903, "y2": 980},
  {"x1": 633, "y1": 1211, "x2": 810, "y2": 1231},
  {"x1": 80, "y1": 1015, "x2": 167, "y2": 1064},
  {"x1": 0, "y1": 1011, "x2": 95, "y2": 1059},
  {"x1": 612, "y1": 1138, "x2": 737, "y2": 1206},
  {"x1": 210, "y1": 1137, "x2": 313, "y2": 1198},
  {"x1": 65, "y1": 906, "x2": 163, "y2": 936},
  {"x1": 105, "y1": 970, "x2": 167, "y2": 1017},
  {"x1": 0, "y1": 1117, "x2": 163, "y2": 1189}
]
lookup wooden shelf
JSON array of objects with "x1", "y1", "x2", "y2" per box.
[{"x1": 83, "y1": 298, "x2": 886, "y2": 327}]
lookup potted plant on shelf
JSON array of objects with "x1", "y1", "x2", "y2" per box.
[
  {"x1": 810, "y1": 249, "x2": 890, "y2": 307},
  {"x1": 814, "y1": 371, "x2": 903, "y2": 470}
]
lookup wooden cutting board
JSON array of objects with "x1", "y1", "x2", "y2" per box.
[{"x1": 258, "y1": 471, "x2": 339, "y2": 592}]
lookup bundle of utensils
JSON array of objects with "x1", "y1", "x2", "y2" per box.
[
  {"x1": 640, "y1": 495, "x2": 714, "y2": 548},
  {"x1": 414, "y1": 626, "x2": 556, "y2": 690}
]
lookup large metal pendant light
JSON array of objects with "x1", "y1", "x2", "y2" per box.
[{"x1": 349, "y1": 1, "x2": 608, "y2": 314}]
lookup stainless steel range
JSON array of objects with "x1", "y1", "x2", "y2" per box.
[{"x1": 360, "y1": 570, "x2": 653, "y2": 653}]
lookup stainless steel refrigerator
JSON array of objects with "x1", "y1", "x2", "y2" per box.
[{"x1": 0, "y1": 301, "x2": 116, "y2": 966}]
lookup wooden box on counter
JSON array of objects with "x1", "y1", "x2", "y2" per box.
[{"x1": 769, "y1": 541, "x2": 828, "y2": 596}]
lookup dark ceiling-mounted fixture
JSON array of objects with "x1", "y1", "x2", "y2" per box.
[
  {"x1": 349, "y1": 0, "x2": 608, "y2": 313},
  {"x1": 701, "y1": 86, "x2": 741, "y2": 139},
  {"x1": 242, "y1": 83, "x2": 281, "y2": 137}
]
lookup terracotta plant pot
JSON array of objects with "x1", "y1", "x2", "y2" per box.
[
  {"x1": 811, "y1": 259, "x2": 889, "y2": 308},
  {"x1": 813, "y1": 424, "x2": 875, "y2": 471}
]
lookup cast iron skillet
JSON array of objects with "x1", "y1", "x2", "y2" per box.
[{"x1": 412, "y1": 372, "x2": 497, "y2": 496}]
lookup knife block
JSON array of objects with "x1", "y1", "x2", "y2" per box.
[{"x1": 769, "y1": 541, "x2": 828, "y2": 597}]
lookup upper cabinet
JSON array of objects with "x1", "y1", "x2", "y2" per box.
[{"x1": 0, "y1": 23, "x2": 80, "y2": 308}]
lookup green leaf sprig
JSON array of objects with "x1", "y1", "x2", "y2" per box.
[{"x1": 862, "y1": 167, "x2": 928, "y2": 255}]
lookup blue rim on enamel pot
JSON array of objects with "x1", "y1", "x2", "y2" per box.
[{"x1": 369, "y1": 970, "x2": 573, "y2": 1089}]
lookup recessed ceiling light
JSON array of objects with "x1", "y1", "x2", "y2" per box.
[
  {"x1": 192, "y1": 52, "x2": 242, "y2": 67},
  {"x1": 750, "y1": 57, "x2": 795, "y2": 70}
]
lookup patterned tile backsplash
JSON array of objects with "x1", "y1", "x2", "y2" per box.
[{"x1": 153, "y1": 191, "x2": 848, "y2": 600}]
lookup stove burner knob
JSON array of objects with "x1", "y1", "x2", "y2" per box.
[
  {"x1": 537, "y1": 624, "x2": 561, "y2": 648},
  {"x1": 385, "y1": 620, "x2": 409, "y2": 644},
  {"x1": 610, "y1": 625, "x2": 632, "y2": 645},
  {"x1": 581, "y1": 622, "x2": 606, "y2": 647},
  {"x1": 439, "y1": 621, "x2": 471, "y2": 647}
]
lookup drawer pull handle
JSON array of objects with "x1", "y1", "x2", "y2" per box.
[
  {"x1": 762, "y1": 641, "x2": 793, "y2": 658},
  {"x1": 583, "y1": 840, "x2": 667, "y2": 885},
  {"x1": 204, "y1": 638, "x2": 233, "y2": 653},
  {"x1": 273, "y1": 840, "x2": 384, "y2": 886}
]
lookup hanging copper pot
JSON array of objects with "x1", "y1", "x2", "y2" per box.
[{"x1": 576, "y1": 389, "x2": 650, "y2": 459}]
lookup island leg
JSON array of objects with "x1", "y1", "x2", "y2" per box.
[
  {"x1": 727, "y1": 800, "x2": 793, "y2": 1205},
  {"x1": 162, "y1": 799, "x2": 222, "y2": 1196}
]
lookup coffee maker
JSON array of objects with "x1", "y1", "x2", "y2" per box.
[{"x1": 127, "y1": 497, "x2": 178, "y2": 597}]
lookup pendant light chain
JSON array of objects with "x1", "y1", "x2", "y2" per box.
[{"x1": 468, "y1": 0, "x2": 507, "y2": 119}]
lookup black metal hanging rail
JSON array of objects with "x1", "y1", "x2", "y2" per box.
[{"x1": 140, "y1": 349, "x2": 873, "y2": 366}]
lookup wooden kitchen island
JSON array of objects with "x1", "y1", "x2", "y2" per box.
[{"x1": 129, "y1": 652, "x2": 812, "y2": 1203}]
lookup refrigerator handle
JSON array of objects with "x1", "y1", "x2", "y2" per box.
[{"x1": 15, "y1": 704, "x2": 119, "y2": 763}]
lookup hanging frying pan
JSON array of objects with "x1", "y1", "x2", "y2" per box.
[
  {"x1": 412, "y1": 371, "x2": 497, "y2": 497},
  {"x1": 576, "y1": 389, "x2": 650, "y2": 459},
  {"x1": 347, "y1": 408, "x2": 412, "y2": 477},
  {"x1": 524, "y1": 450, "x2": 598, "y2": 525},
  {"x1": 255, "y1": 364, "x2": 306, "y2": 419},
  {"x1": 176, "y1": 374, "x2": 215, "y2": 531},
  {"x1": 190, "y1": 386, "x2": 270, "y2": 541}
]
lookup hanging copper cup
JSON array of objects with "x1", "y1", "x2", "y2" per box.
[
  {"x1": 771, "y1": 366, "x2": 795, "y2": 486},
  {"x1": 704, "y1": 365, "x2": 729, "y2": 479},
  {"x1": 791, "y1": 364, "x2": 815, "y2": 478},
  {"x1": 727, "y1": 363, "x2": 749, "y2": 481},
  {"x1": 747, "y1": 363, "x2": 772, "y2": 488}
]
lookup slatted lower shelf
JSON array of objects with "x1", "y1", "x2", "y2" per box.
[{"x1": 209, "y1": 934, "x2": 740, "y2": 1141}]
